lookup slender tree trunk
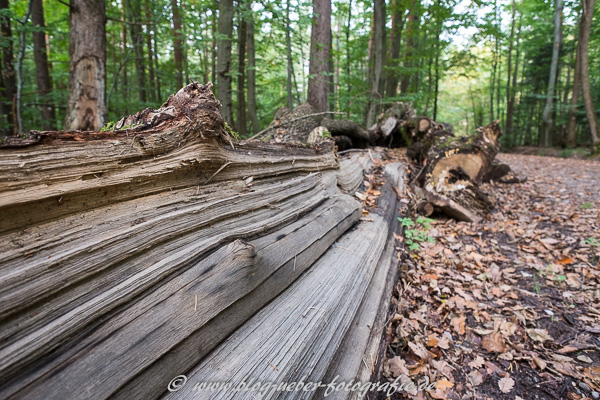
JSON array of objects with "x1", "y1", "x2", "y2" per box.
[
  {"x1": 121, "y1": 2, "x2": 128, "y2": 114},
  {"x1": 400, "y1": 7, "x2": 417, "y2": 94},
  {"x1": 508, "y1": 17, "x2": 522, "y2": 146},
  {"x1": 542, "y1": 0, "x2": 562, "y2": 147},
  {"x1": 566, "y1": 11, "x2": 583, "y2": 148},
  {"x1": 211, "y1": 7, "x2": 216, "y2": 84},
  {"x1": 433, "y1": 37, "x2": 440, "y2": 121},
  {"x1": 171, "y1": 0, "x2": 184, "y2": 90},
  {"x1": 285, "y1": 0, "x2": 294, "y2": 109},
  {"x1": 307, "y1": 0, "x2": 331, "y2": 113},
  {"x1": 217, "y1": 0, "x2": 234, "y2": 124},
  {"x1": 246, "y1": 6, "x2": 259, "y2": 134},
  {"x1": 64, "y1": 0, "x2": 106, "y2": 131},
  {"x1": 144, "y1": 0, "x2": 156, "y2": 102},
  {"x1": 237, "y1": 9, "x2": 247, "y2": 136},
  {"x1": 345, "y1": 0, "x2": 351, "y2": 106},
  {"x1": 0, "y1": 0, "x2": 16, "y2": 135},
  {"x1": 126, "y1": 0, "x2": 146, "y2": 103},
  {"x1": 385, "y1": 0, "x2": 406, "y2": 98},
  {"x1": 152, "y1": 24, "x2": 161, "y2": 100},
  {"x1": 15, "y1": 1, "x2": 33, "y2": 133},
  {"x1": 31, "y1": 0, "x2": 54, "y2": 130},
  {"x1": 365, "y1": 0, "x2": 386, "y2": 127},
  {"x1": 579, "y1": 0, "x2": 599, "y2": 152},
  {"x1": 505, "y1": 0, "x2": 517, "y2": 137}
]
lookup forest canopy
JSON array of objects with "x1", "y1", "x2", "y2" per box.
[{"x1": 0, "y1": 0, "x2": 598, "y2": 151}]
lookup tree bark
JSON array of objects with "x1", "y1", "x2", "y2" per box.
[
  {"x1": 0, "y1": 0, "x2": 16, "y2": 135},
  {"x1": 64, "y1": 0, "x2": 106, "y2": 131},
  {"x1": 171, "y1": 0, "x2": 184, "y2": 90},
  {"x1": 365, "y1": 0, "x2": 386, "y2": 127},
  {"x1": 566, "y1": 18, "x2": 582, "y2": 148},
  {"x1": 400, "y1": 6, "x2": 418, "y2": 94},
  {"x1": 505, "y1": 0, "x2": 517, "y2": 138},
  {"x1": 542, "y1": 0, "x2": 562, "y2": 147},
  {"x1": 217, "y1": 0, "x2": 234, "y2": 125},
  {"x1": 31, "y1": 0, "x2": 54, "y2": 130},
  {"x1": 579, "y1": 0, "x2": 599, "y2": 152},
  {"x1": 246, "y1": 6, "x2": 259, "y2": 134},
  {"x1": 144, "y1": 0, "x2": 156, "y2": 102},
  {"x1": 121, "y1": 2, "x2": 128, "y2": 115},
  {"x1": 285, "y1": 0, "x2": 294, "y2": 110},
  {"x1": 385, "y1": 0, "x2": 406, "y2": 98},
  {"x1": 307, "y1": 0, "x2": 331, "y2": 113},
  {"x1": 125, "y1": 0, "x2": 146, "y2": 103},
  {"x1": 236, "y1": 9, "x2": 247, "y2": 136}
]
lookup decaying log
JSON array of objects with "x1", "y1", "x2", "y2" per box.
[
  {"x1": 416, "y1": 121, "x2": 504, "y2": 222},
  {"x1": 253, "y1": 103, "x2": 376, "y2": 148},
  {"x1": 0, "y1": 83, "x2": 407, "y2": 400}
]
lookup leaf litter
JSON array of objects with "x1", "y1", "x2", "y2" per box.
[{"x1": 377, "y1": 153, "x2": 600, "y2": 400}]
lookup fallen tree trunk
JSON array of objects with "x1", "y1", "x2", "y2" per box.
[
  {"x1": 0, "y1": 83, "x2": 405, "y2": 400},
  {"x1": 414, "y1": 121, "x2": 505, "y2": 222}
]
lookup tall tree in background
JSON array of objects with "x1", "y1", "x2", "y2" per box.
[
  {"x1": 64, "y1": 0, "x2": 106, "y2": 131},
  {"x1": 144, "y1": 0, "x2": 157, "y2": 102},
  {"x1": 400, "y1": 5, "x2": 418, "y2": 94},
  {"x1": 237, "y1": 7, "x2": 247, "y2": 135},
  {"x1": 246, "y1": 5, "x2": 259, "y2": 134},
  {"x1": 504, "y1": 0, "x2": 517, "y2": 138},
  {"x1": 385, "y1": 0, "x2": 406, "y2": 98},
  {"x1": 31, "y1": 0, "x2": 54, "y2": 130},
  {"x1": 566, "y1": 18, "x2": 582, "y2": 148},
  {"x1": 366, "y1": 0, "x2": 386, "y2": 127},
  {"x1": 0, "y1": 0, "x2": 16, "y2": 135},
  {"x1": 171, "y1": 0, "x2": 184, "y2": 90},
  {"x1": 285, "y1": 0, "x2": 294, "y2": 109},
  {"x1": 541, "y1": 0, "x2": 562, "y2": 147},
  {"x1": 307, "y1": 0, "x2": 331, "y2": 113},
  {"x1": 579, "y1": 0, "x2": 599, "y2": 152},
  {"x1": 126, "y1": 0, "x2": 147, "y2": 103},
  {"x1": 217, "y1": 0, "x2": 234, "y2": 124}
]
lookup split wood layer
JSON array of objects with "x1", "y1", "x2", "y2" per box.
[{"x1": 0, "y1": 83, "x2": 403, "y2": 399}]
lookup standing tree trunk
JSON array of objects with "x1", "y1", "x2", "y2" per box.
[
  {"x1": 125, "y1": 0, "x2": 146, "y2": 103},
  {"x1": 385, "y1": 0, "x2": 406, "y2": 98},
  {"x1": 0, "y1": 0, "x2": 16, "y2": 135},
  {"x1": 365, "y1": 0, "x2": 386, "y2": 127},
  {"x1": 246, "y1": 6, "x2": 259, "y2": 134},
  {"x1": 566, "y1": 19, "x2": 582, "y2": 148},
  {"x1": 504, "y1": 0, "x2": 517, "y2": 138},
  {"x1": 542, "y1": 0, "x2": 562, "y2": 147},
  {"x1": 64, "y1": 0, "x2": 106, "y2": 131},
  {"x1": 579, "y1": 0, "x2": 599, "y2": 152},
  {"x1": 400, "y1": 6, "x2": 418, "y2": 94},
  {"x1": 171, "y1": 0, "x2": 184, "y2": 90},
  {"x1": 120, "y1": 3, "x2": 129, "y2": 115},
  {"x1": 144, "y1": 0, "x2": 156, "y2": 102},
  {"x1": 237, "y1": 9, "x2": 247, "y2": 136},
  {"x1": 217, "y1": 0, "x2": 234, "y2": 125},
  {"x1": 31, "y1": 0, "x2": 54, "y2": 130},
  {"x1": 307, "y1": 0, "x2": 331, "y2": 113},
  {"x1": 285, "y1": 0, "x2": 294, "y2": 109}
]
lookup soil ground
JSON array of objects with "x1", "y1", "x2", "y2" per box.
[{"x1": 376, "y1": 153, "x2": 600, "y2": 400}]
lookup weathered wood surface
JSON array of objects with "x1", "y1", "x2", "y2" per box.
[
  {"x1": 166, "y1": 214, "x2": 391, "y2": 400},
  {"x1": 0, "y1": 83, "x2": 406, "y2": 400}
]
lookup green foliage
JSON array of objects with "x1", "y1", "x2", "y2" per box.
[
  {"x1": 585, "y1": 237, "x2": 600, "y2": 247},
  {"x1": 581, "y1": 202, "x2": 594, "y2": 210},
  {"x1": 399, "y1": 216, "x2": 435, "y2": 252},
  {"x1": 100, "y1": 121, "x2": 117, "y2": 132}
]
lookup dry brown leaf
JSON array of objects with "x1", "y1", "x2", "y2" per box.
[
  {"x1": 468, "y1": 356, "x2": 486, "y2": 369},
  {"x1": 498, "y1": 376, "x2": 515, "y2": 393},
  {"x1": 451, "y1": 315, "x2": 466, "y2": 335},
  {"x1": 526, "y1": 328, "x2": 554, "y2": 343},
  {"x1": 467, "y1": 370, "x2": 484, "y2": 387},
  {"x1": 481, "y1": 332, "x2": 507, "y2": 353},
  {"x1": 435, "y1": 378, "x2": 454, "y2": 390},
  {"x1": 388, "y1": 356, "x2": 410, "y2": 378}
]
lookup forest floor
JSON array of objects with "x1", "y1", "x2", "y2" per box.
[{"x1": 377, "y1": 153, "x2": 600, "y2": 400}]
